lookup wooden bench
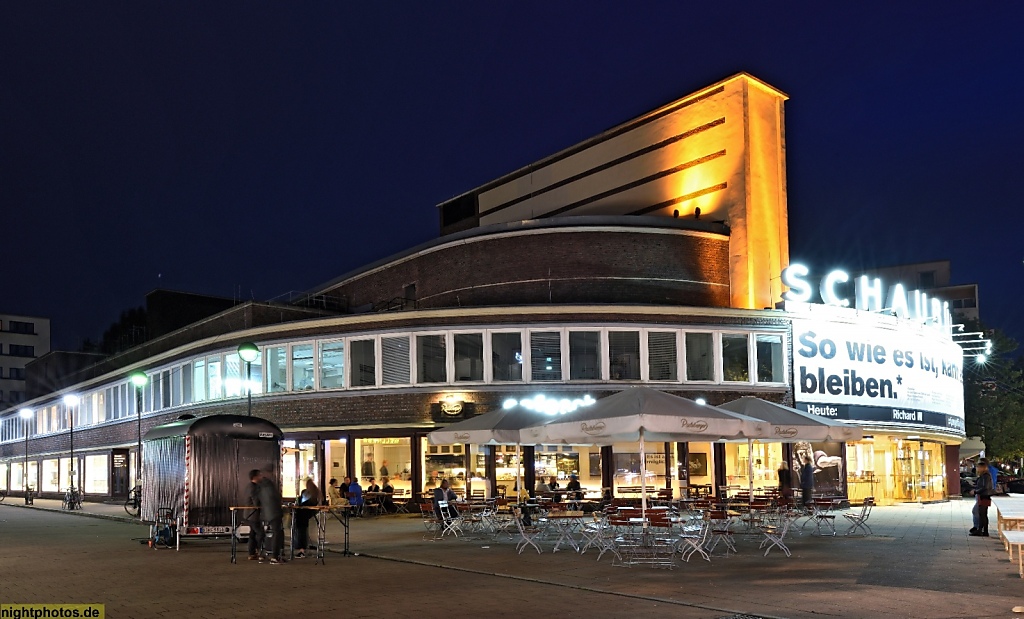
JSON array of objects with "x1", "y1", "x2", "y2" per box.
[{"x1": 1003, "y1": 530, "x2": 1024, "y2": 578}]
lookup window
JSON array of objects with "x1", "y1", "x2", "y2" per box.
[
  {"x1": 319, "y1": 341, "x2": 345, "y2": 389},
  {"x1": 685, "y1": 333, "x2": 714, "y2": 381},
  {"x1": 756, "y1": 334, "x2": 785, "y2": 383},
  {"x1": 350, "y1": 339, "x2": 376, "y2": 387},
  {"x1": 609, "y1": 331, "x2": 640, "y2": 380},
  {"x1": 8, "y1": 345, "x2": 34, "y2": 357},
  {"x1": 207, "y1": 356, "x2": 223, "y2": 399},
  {"x1": 963, "y1": 298, "x2": 977, "y2": 308},
  {"x1": 531, "y1": 332, "x2": 562, "y2": 381},
  {"x1": 381, "y1": 336, "x2": 411, "y2": 385},
  {"x1": 84, "y1": 455, "x2": 108, "y2": 494},
  {"x1": 491, "y1": 332, "x2": 523, "y2": 382},
  {"x1": 8, "y1": 320, "x2": 34, "y2": 334},
  {"x1": 569, "y1": 331, "x2": 601, "y2": 380},
  {"x1": 647, "y1": 331, "x2": 678, "y2": 381},
  {"x1": 182, "y1": 363, "x2": 193, "y2": 403},
  {"x1": 161, "y1": 371, "x2": 172, "y2": 408},
  {"x1": 224, "y1": 353, "x2": 242, "y2": 397},
  {"x1": 290, "y1": 344, "x2": 314, "y2": 391},
  {"x1": 266, "y1": 346, "x2": 287, "y2": 393},
  {"x1": 454, "y1": 333, "x2": 484, "y2": 382},
  {"x1": 722, "y1": 334, "x2": 750, "y2": 382},
  {"x1": 416, "y1": 335, "x2": 447, "y2": 384},
  {"x1": 8, "y1": 367, "x2": 25, "y2": 380},
  {"x1": 192, "y1": 359, "x2": 207, "y2": 400},
  {"x1": 170, "y1": 367, "x2": 182, "y2": 406}
]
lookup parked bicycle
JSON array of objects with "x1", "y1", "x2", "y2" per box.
[
  {"x1": 125, "y1": 485, "x2": 142, "y2": 517},
  {"x1": 0, "y1": 487, "x2": 7, "y2": 502},
  {"x1": 62, "y1": 486, "x2": 82, "y2": 511}
]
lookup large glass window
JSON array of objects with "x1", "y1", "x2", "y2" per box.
[
  {"x1": 416, "y1": 335, "x2": 447, "y2": 384},
  {"x1": 685, "y1": 333, "x2": 714, "y2": 381},
  {"x1": 381, "y1": 336, "x2": 411, "y2": 385},
  {"x1": 648, "y1": 331, "x2": 678, "y2": 381},
  {"x1": 319, "y1": 341, "x2": 345, "y2": 389},
  {"x1": 192, "y1": 359, "x2": 207, "y2": 401},
  {"x1": 42, "y1": 459, "x2": 59, "y2": 492},
  {"x1": 722, "y1": 334, "x2": 750, "y2": 382},
  {"x1": 207, "y1": 356, "x2": 223, "y2": 399},
  {"x1": 358, "y1": 437, "x2": 412, "y2": 494},
  {"x1": 350, "y1": 339, "x2": 376, "y2": 387},
  {"x1": 266, "y1": 346, "x2": 287, "y2": 393},
  {"x1": 170, "y1": 367, "x2": 183, "y2": 406},
  {"x1": 182, "y1": 363, "x2": 193, "y2": 403},
  {"x1": 247, "y1": 354, "x2": 263, "y2": 395},
  {"x1": 491, "y1": 332, "x2": 523, "y2": 382},
  {"x1": 291, "y1": 344, "x2": 314, "y2": 391},
  {"x1": 756, "y1": 334, "x2": 785, "y2": 383},
  {"x1": 84, "y1": 455, "x2": 108, "y2": 494},
  {"x1": 609, "y1": 331, "x2": 640, "y2": 380},
  {"x1": 568, "y1": 331, "x2": 600, "y2": 380},
  {"x1": 454, "y1": 333, "x2": 484, "y2": 382},
  {"x1": 531, "y1": 331, "x2": 562, "y2": 381},
  {"x1": 224, "y1": 353, "x2": 242, "y2": 397},
  {"x1": 0, "y1": 463, "x2": 7, "y2": 491}
]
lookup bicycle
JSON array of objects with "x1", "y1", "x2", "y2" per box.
[
  {"x1": 62, "y1": 486, "x2": 82, "y2": 511},
  {"x1": 0, "y1": 488, "x2": 7, "y2": 502},
  {"x1": 125, "y1": 485, "x2": 142, "y2": 517}
]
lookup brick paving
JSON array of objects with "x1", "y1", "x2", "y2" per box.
[{"x1": 1, "y1": 498, "x2": 1022, "y2": 618}]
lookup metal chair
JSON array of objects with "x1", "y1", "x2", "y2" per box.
[
  {"x1": 512, "y1": 507, "x2": 544, "y2": 554},
  {"x1": 759, "y1": 509, "x2": 794, "y2": 557},
  {"x1": 437, "y1": 501, "x2": 464, "y2": 539},
  {"x1": 843, "y1": 497, "x2": 874, "y2": 536},
  {"x1": 678, "y1": 514, "x2": 711, "y2": 562}
]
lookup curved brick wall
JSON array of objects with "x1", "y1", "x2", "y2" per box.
[{"x1": 320, "y1": 222, "x2": 731, "y2": 310}]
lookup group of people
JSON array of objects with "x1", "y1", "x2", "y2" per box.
[
  {"x1": 246, "y1": 470, "x2": 404, "y2": 563},
  {"x1": 534, "y1": 474, "x2": 584, "y2": 502},
  {"x1": 777, "y1": 457, "x2": 816, "y2": 507}
]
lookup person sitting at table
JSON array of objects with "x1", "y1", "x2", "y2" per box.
[
  {"x1": 366, "y1": 478, "x2": 381, "y2": 493},
  {"x1": 565, "y1": 474, "x2": 583, "y2": 501},
  {"x1": 535, "y1": 479, "x2": 550, "y2": 495},
  {"x1": 433, "y1": 478, "x2": 459, "y2": 520},
  {"x1": 548, "y1": 476, "x2": 562, "y2": 503},
  {"x1": 326, "y1": 478, "x2": 348, "y2": 507},
  {"x1": 381, "y1": 477, "x2": 397, "y2": 513},
  {"x1": 292, "y1": 478, "x2": 321, "y2": 558},
  {"x1": 340, "y1": 476, "x2": 351, "y2": 496},
  {"x1": 347, "y1": 478, "x2": 364, "y2": 516}
]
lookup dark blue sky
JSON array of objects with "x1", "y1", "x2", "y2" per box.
[{"x1": 2, "y1": 4, "x2": 1022, "y2": 350}]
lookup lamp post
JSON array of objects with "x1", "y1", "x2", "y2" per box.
[
  {"x1": 63, "y1": 394, "x2": 80, "y2": 491},
  {"x1": 237, "y1": 342, "x2": 259, "y2": 417},
  {"x1": 19, "y1": 408, "x2": 32, "y2": 503},
  {"x1": 130, "y1": 371, "x2": 149, "y2": 492}
]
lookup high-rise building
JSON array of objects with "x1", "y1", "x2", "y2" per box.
[{"x1": 0, "y1": 314, "x2": 51, "y2": 411}]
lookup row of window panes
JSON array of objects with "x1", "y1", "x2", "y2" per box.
[{"x1": 0, "y1": 328, "x2": 786, "y2": 442}]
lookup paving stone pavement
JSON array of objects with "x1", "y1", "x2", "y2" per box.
[{"x1": 1, "y1": 498, "x2": 1022, "y2": 618}]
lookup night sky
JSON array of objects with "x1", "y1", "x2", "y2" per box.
[{"x1": 3, "y1": 4, "x2": 1023, "y2": 350}]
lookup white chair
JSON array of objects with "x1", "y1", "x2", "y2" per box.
[
  {"x1": 437, "y1": 501, "x2": 464, "y2": 539},
  {"x1": 513, "y1": 508, "x2": 543, "y2": 554},
  {"x1": 843, "y1": 497, "x2": 874, "y2": 536},
  {"x1": 759, "y1": 510, "x2": 794, "y2": 557},
  {"x1": 678, "y1": 515, "x2": 711, "y2": 562}
]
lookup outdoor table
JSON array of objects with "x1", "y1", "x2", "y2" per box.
[
  {"x1": 992, "y1": 497, "x2": 1024, "y2": 548},
  {"x1": 543, "y1": 512, "x2": 585, "y2": 552},
  {"x1": 229, "y1": 505, "x2": 352, "y2": 564}
]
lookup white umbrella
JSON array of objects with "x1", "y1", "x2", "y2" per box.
[
  {"x1": 719, "y1": 396, "x2": 864, "y2": 498},
  {"x1": 427, "y1": 406, "x2": 551, "y2": 501},
  {"x1": 523, "y1": 387, "x2": 767, "y2": 522}
]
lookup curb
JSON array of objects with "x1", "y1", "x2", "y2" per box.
[{"x1": 0, "y1": 501, "x2": 142, "y2": 525}]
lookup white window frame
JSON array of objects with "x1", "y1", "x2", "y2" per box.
[
  {"x1": 316, "y1": 337, "x2": 347, "y2": 392},
  {"x1": 451, "y1": 330, "x2": 486, "y2": 385}
]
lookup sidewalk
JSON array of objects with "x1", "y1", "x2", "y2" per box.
[
  {"x1": 6, "y1": 497, "x2": 1021, "y2": 618},
  {"x1": 3, "y1": 496, "x2": 138, "y2": 522}
]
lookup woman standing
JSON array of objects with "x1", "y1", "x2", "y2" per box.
[
  {"x1": 292, "y1": 478, "x2": 321, "y2": 558},
  {"x1": 777, "y1": 461, "x2": 793, "y2": 503}
]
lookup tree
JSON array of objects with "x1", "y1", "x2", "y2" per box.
[{"x1": 963, "y1": 320, "x2": 1024, "y2": 460}]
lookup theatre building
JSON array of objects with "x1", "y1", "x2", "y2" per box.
[{"x1": 0, "y1": 73, "x2": 964, "y2": 506}]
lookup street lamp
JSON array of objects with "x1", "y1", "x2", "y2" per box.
[
  {"x1": 237, "y1": 342, "x2": 259, "y2": 417},
  {"x1": 63, "y1": 394, "x2": 80, "y2": 491},
  {"x1": 19, "y1": 408, "x2": 32, "y2": 504},
  {"x1": 130, "y1": 371, "x2": 149, "y2": 493}
]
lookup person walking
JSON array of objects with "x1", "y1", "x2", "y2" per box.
[
  {"x1": 246, "y1": 470, "x2": 265, "y2": 561},
  {"x1": 251, "y1": 469, "x2": 286, "y2": 564},
  {"x1": 970, "y1": 459, "x2": 995, "y2": 537},
  {"x1": 778, "y1": 461, "x2": 793, "y2": 503},
  {"x1": 292, "y1": 478, "x2": 321, "y2": 558},
  {"x1": 800, "y1": 456, "x2": 815, "y2": 508}
]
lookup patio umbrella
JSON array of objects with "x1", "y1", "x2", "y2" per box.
[
  {"x1": 427, "y1": 405, "x2": 552, "y2": 501},
  {"x1": 718, "y1": 396, "x2": 864, "y2": 497},
  {"x1": 523, "y1": 387, "x2": 767, "y2": 522}
]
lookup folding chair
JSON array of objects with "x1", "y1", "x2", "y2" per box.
[
  {"x1": 420, "y1": 503, "x2": 441, "y2": 540},
  {"x1": 437, "y1": 501, "x2": 464, "y2": 539},
  {"x1": 393, "y1": 489, "x2": 410, "y2": 513},
  {"x1": 843, "y1": 497, "x2": 874, "y2": 536},
  {"x1": 759, "y1": 510, "x2": 794, "y2": 557},
  {"x1": 678, "y1": 515, "x2": 711, "y2": 562},
  {"x1": 706, "y1": 510, "x2": 737, "y2": 555},
  {"x1": 513, "y1": 508, "x2": 544, "y2": 554}
]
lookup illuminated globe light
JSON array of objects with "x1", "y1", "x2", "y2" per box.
[
  {"x1": 19, "y1": 407, "x2": 33, "y2": 420},
  {"x1": 977, "y1": 354, "x2": 988, "y2": 364},
  {"x1": 503, "y1": 399, "x2": 518, "y2": 410},
  {"x1": 695, "y1": 398, "x2": 707, "y2": 406},
  {"x1": 62, "y1": 394, "x2": 80, "y2": 406},
  {"x1": 512, "y1": 394, "x2": 596, "y2": 415}
]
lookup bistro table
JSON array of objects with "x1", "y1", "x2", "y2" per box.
[
  {"x1": 543, "y1": 511, "x2": 585, "y2": 552},
  {"x1": 229, "y1": 504, "x2": 352, "y2": 564}
]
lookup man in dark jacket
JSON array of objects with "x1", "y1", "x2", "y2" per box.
[
  {"x1": 970, "y1": 460, "x2": 995, "y2": 537},
  {"x1": 246, "y1": 469, "x2": 265, "y2": 561},
  {"x1": 250, "y1": 469, "x2": 286, "y2": 563},
  {"x1": 800, "y1": 457, "x2": 815, "y2": 508}
]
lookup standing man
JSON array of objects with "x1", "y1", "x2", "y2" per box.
[
  {"x1": 251, "y1": 469, "x2": 286, "y2": 563},
  {"x1": 246, "y1": 469, "x2": 265, "y2": 561},
  {"x1": 800, "y1": 456, "x2": 815, "y2": 508},
  {"x1": 970, "y1": 459, "x2": 995, "y2": 537}
]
